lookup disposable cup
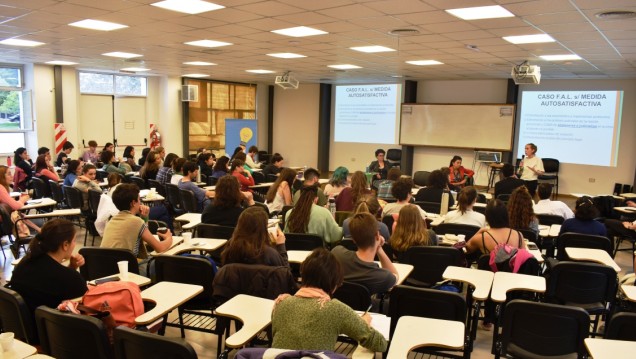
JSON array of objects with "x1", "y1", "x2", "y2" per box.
[
  {"x1": 0, "y1": 332, "x2": 14, "y2": 352},
  {"x1": 182, "y1": 232, "x2": 193, "y2": 244},
  {"x1": 117, "y1": 261, "x2": 128, "y2": 279},
  {"x1": 457, "y1": 234, "x2": 466, "y2": 242}
]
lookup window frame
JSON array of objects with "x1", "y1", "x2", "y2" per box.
[
  {"x1": 78, "y1": 71, "x2": 147, "y2": 97},
  {"x1": 0, "y1": 64, "x2": 29, "y2": 133}
]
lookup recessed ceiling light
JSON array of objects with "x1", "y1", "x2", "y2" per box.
[
  {"x1": 121, "y1": 67, "x2": 150, "y2": 72},
  {"x1": 246, "y1": 69, "x2": 274, "y2": 74},
  {"x1": 327, "y1": 64, "x2": 361, "y2": 70},
  {"x1": 503, "y1": 34, "x2": 555, "y2": 44},
  {"x1": 540, "y1": 54, "x2": 582, "y2": 61},
  {"x1": 390, "y1": 75, "x2": 404, "y2": 78},
  {"x1": 446, "y1": 5, "x2": 514, "y2": 20},
  {"x1": 151, "y1": 0, "x2": 224, "y2": 15},
  {"x1": 183, "y1": 61, "x2": 216, "y2": 66},
  {"x1": 183, "y1": 73, "x2": 209, "y2": 78},
  {"x1": 102, "y1": 52, "x2": 143, "y2": 58},
  {"x1": 406, "y1": 60, "x2": 444, "y2": 66},
  {"x1": 350, "y1": 45, "x2": 395, "y2": 53},
  {"x1": 267, "y1": 53, "x2": 306, "y2": 59},
  {"x1": 271, "y1": 26, "x2": 327, "y2": 38},
  {"x1": 68, "y1": 19, "x2": 128, "y2": 31},
  {"x1": 0, "y1": 38, "x2": 45, "y2": 47},
  {"x1": 184, "y1": 40, "x2": 232, "y2": 48},
  {"x1": 45, "y1": 60, "x2": 78, "y2": 65}
]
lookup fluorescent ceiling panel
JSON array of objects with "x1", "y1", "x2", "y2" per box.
[
  {"x1": 69, "y1": 19, "x2": 128, "y2": 31},
  {"x1": 151, "y1": 0, "x2": 224, "y2": 15}
]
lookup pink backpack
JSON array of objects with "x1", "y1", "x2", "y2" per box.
[{"x1": 82, "y1": 281, "x2": 144, "y2": 328}]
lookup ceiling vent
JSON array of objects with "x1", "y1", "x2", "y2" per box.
[
  {"x1": 595, "y1": 10, "x2": 636, "y2": 19},
  {"x1": 388, "y1": 28, "x2": 420, "y2": 36}
]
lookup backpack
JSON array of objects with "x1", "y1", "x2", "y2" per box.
[
  {"x1": 485, "y1": 230, "x2": 522, "y2": 272},
  {"x1": 82, "y1": 281, "x2": 144, "y2": 328}
]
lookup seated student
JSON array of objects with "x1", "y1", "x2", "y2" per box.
[
  {"x1": 82, "y1": 140, "x2": 99, "y2": 164},
  {"x1": 324, "y1": 166, "x2": 349, "y2": 198},
  {"x1": 262, "y1": 153, "x2": 284, "y2": 178},
  {"x1": 448, "y1": 155, "x2": 474, "y2": 190},
  {"x1": 335, "y1": 171, "x2": 371, "y2": 212},
  {"x1": 56, "y1": 141, "x2": 74, "y2": 167},
  {"x1": 211, "y1": 156, "x2": 230, "y2": 179},
  {"x1": 178, "y1": 161, "x2": 215, "y2": 212},
  {"x1": 605, "y1": 201, "x2": 636, "y2": 246},
  {"x1": 559, "y1": 196, "x2": 607, "y2": 237},
  {"x1": 0, "y1": 165, "x2": 30, "y2": 210},
  {"x1": 331, "y1": 212, "x2": 398, "y2": 295},
  {"x1": 285, "y1": 185, "x2": 343, "y2": 246},
  {"x1": 63, "y1": 159, "x2": 85, "y2": 188},
  {"x1": 443, "y1": 186, "x2": 486, "y2": 227},
  {"x1": 292, "y1": 168, "x2": 327, "y2": 206},
  {"x1": 121, "y1": 146, "x2": 139, "y2": 172},
  {"x1": 245, "y1": 145, "x2": 261, "y2": 169},
  {"x1": 102, "y1": 142, "x2": 115, "y2": 156},
  {"x1": 197, "y1": 152, "x2": 215, "y2": 179},
  {"x1": 34, "y1": 154, "x2": 60, "y2": 182},
  {"x1": 465, "y1": 199, "x2": 527, "y2": 257},
  {"x1": 139, "y1": 150, "x2": 161, "y2": 184},
  {"x1": 272, "y1": 248, "x2": 387, "y2": 352},
  {"x1": 391, "y1": 204, "x2": 438, "y2": 261},
  {"x1": 137, "y1": 147, "x2": 151, "y2": 168},
  {"x1": 10, "y1": 219, "x2": 87, "y2": 315},
  {"x1": 37, "y1": 147, "x2": 56, "y2": 173},
  {"x1": 494, "y1": 163, "x2": 526, "y2": 199},
  {"x1": 14, "y1": 147, "x2": 34, "y2": 182},
  {"x1": 534, "y1": 183, "x2": 574, "y2": 219},
  {"x1": 230, "y1": 159, "x2": 255, "y2": 192},
  {"x1": 72, "y1": 163, "x2": 101, "y2": 211},
  {"x1": 155, "y1": 146, "x2": 166, "y2": 163},
  {"x1": 202, "y1": 175, "x2": 254, "y2": 226},
  {"x1": 233, "y1": 152, "x2": 253, "y2": 174},
  {"x1": 221, "y1": 206, "x2": 288, "y2": 267},
  {"x1": 381, "y1": 177, "x2": 426, "y2": 219},
  {"x1": 342, "y1": 195, "x2": 390, "y2": 242},
  {"x1": 508, "y1": 186, "x2": 539, "y2": 234},
  {"x1": 101, "y1": 150, "x2": 127, "y2": 175},
  {"x1": 266, "y1": 168, "x2": 296, "y2": 213},
  {"x1": 100, "y1": 184, "x2": 173, "y2": 276},
  {"x1": 156, "y1": 153, "x2": 178, "y2": 185},
  {"x1": 170, "y1": 158, "x2": 187, "y2": 185},
  {"x1": 376, "y1": 167, "x2": 401, "y2": 201},
  {"x1": 230, "y1": 145, "x2": 245, "y2": 162},
  {"x1": 414, "y1": 169, "x2": 455, "y2": 208}
]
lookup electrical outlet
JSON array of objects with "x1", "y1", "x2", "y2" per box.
[{"x1": 589, "y1": 178, "x2": 595, "y2": 183}]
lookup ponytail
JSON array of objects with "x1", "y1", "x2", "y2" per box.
[
  {"x1": 20, "y1": 219, "x2": 76, "y2": 265},
  {"x1": 457, "y1": 186, "x2": 477, "y2": 214}
]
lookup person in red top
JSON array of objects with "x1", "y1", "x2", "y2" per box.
[
  {"x1": 34, "y1": 154, "x2": 60, "y2": 182},
  {"x1": 448, "y1": 155, "x2": 474, "y2": 190},
  {"x1": 231, "y1": 159, "x2": 254, "y2": 192}
]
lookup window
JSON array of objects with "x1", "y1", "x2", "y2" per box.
[
  {"x1": 185, "y1": 79, "x2": 256, "y2": 152},
  {"x1": 79, "y1": 71, "x2": 147, "y2": 96},
  {"x1": 0, "y1": 65, "x2": 30, "y2": 131}
]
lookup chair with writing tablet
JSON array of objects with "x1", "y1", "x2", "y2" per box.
[
  {"x1": 0, "y1": 286, "x2": 38, "y2": 344},
  {"x1": 434, "y1": 223, "x2": 481, "y2": 239},
  {"x1": 401, "y1": 246, "x2": 463, "y2": 288},
  {"x1": 147, "y1": 179, "x2": 165, "y2": 197},
  {"x1": 605, "y1": 312, "x2": 636, "y2": 341},
  {"x1": 179, "y1": 188, "x2": 199, "y2": 213},
  {"x1": 48, "y1": 179, "x2": 66, "y2": 209},
  {"x1": 165, "y1": 184, "x2": 185, "y2": 216},
  {"x1": 78, "y1": 247, "x2": 140, "y2": 281},
  {"x1": 538, "y1": 158, "x2": 560, "y2": 199},
  {"x1": 113, "y1": 326, "x2": 197, "y2": 359},
  {"x1": 413, "y1": 171, "x2": 431, "y2": 187},
  {"x1": 414, "y1": 201, "x2": 441, "y2": 214},
  {"x1": 555, "y1": 232, "x2": 613, "y2": 261},
  {"x1": 31, "y1": 176, "x2": 51, "y2": 199}
]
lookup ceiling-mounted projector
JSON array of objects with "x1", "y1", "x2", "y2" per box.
[
  {"x1": 511, "y1": 62, "x2": 541, "y2": 85},
  {"x1": 275, "y1": 72, "x2": 299, "y2": 89}
]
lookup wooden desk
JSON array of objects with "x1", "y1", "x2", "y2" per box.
[
  {"x1": 175, "y1": 213, "x2": 202, "y2": 230},
  {"x1": 203, "y1": 185, "x2": 216, "y2": 191},
  {"x1": 387, "y1": 316, "x2": 465, "y2": 359},
  {"x1": 287, "y1": 250, "x2": 311, "y2": 264},
  {"x1": 443, "y1": 266, "x2": 493, "y2": 301},
  {"x1": 565, "y1": 247, "x2": 621, "y2": 272},
  {"x1": 614, "y1": 206, "x2": 636, "y2": 215},
  {"x1": 157, "y1": 237, "x2": 227, "y2": 256},
  {"x1": 4, "y1": 338, "x2": 37, "y2": 358},
  {"x1": 21, "y1": 198, "x2": 57, "y2": 210},
  {"x1": 135, "y1": 281, "x2": 203, "y2": 325},
  {"x1": 585, "y1": 338, "x2": 636, "y2": 359},
  {"x1": 214, "y1": 294, "x2": 275, "y2": 348},
  {"x1": 249, "y1": 182, "x2": 274, "y2": 189},
  {"x1": 490, "y1": 271, "x2": 545, "y2": 303},
  {"x1": 140, "y1": 189, "x2": 165, "y2": 203},
  {"x1": 621, "y1": 193, "x2": 636, "y2": 199},
  {"x1": 90, "y1": 273, "x2": 151, "y2": 287},
  {"x1": 620, "y1": 284, "x2": 636, "y2": 302},
  {"x1": 539, "y1": 224, "x2": 561, "y2": 237},
  {"x1": 379, "y1": 262, "x2": 413, "y2": 286}
]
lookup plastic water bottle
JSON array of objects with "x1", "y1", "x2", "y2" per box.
[
  {"x1": 6, "y1": 156, "x2": 11, "y2": 167},
  {"x1": 329, "y1": 198, "x2": 336, "y2": 218},
  {"x1": 196, "y1": 166, "x2": 201, "y2": 183}
]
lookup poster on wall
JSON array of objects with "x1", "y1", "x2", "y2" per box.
[{"x1": 225, "y1": 119, "x2": 258, "y2": 155}]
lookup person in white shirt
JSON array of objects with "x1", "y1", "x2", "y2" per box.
[
  {"x1": 533, "y1": 183, "x2": 574, "y2": 219},
  {"x1": 245, "y1": 145, "x2": 261, "y2": 169},
  {"x1": 381, "y1": 177, "x2": 427, "y2": 220},
  {"x1": 443, "y1": 186, "x2": 486, "y2": 227},
  {"x1": 518, "y1": 143, "x2": 544, "y2": 198}
]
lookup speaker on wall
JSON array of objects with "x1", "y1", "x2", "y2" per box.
[{"x1": 181, "y1": 85, "x2": 199, "y2": 102}]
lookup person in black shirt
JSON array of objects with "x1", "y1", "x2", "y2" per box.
[
  {"x1": 55, "y1": 141, "x2": 74, "y2": 167},
  {"x1": 494, "y1": 163, "x2": 526, "y2": 199},
  {"x1": 262, "y1": 153, "x2": 284, "y2": 178},
  {"x1": 202, "y1": 175, "x2": 253, "y2": 226}
]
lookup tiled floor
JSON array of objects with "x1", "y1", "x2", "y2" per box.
[{"x1": 1, "y1": 197, "x2": 634, "y2": 358}]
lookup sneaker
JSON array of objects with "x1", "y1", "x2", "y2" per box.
[{"x1": 480, "y1": 322, "x2": 493, "y2": 331}]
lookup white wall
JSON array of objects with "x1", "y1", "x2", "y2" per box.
[
  {"x1": 31, "y1": 64, "x2": 55, "y2": 154},
  {"x1": 272, "y1": 84, "x2": 320, "y2": 168},
  {"x1": 151, "y1": 76, "x2": 183, "y2": 156},
  {"x1": 413, "y1": 79, "x2": 509, "y2": 185}
]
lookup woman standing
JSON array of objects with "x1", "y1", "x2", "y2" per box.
[
  {"x1": 518, "y1": 143, "x2": 544, "y2": 198},
  {"x1": 448, "y1": 155, "x2": 474, "y2": 190}
]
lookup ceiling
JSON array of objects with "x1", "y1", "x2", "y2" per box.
[{"x1": 0, "y1": 0, "x2": 635, "y2": 84}]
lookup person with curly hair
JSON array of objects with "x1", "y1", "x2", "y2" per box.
[
  {"x1": 415, "y1": 169, "x2": 455, "y2": 208},
  {"x1": 335, "y1": 171, "x2": 371, "y2": 211},
  {"x1": 381, "y1": 177, "x2": 426, "y2": 219},
  {"x1": 507, "y1": 186, "x2": 539, "y2": 234}
]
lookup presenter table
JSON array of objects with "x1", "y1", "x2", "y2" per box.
[
  {"x1": 585, "y1": 338, "x2": 636, "y2": 359},
  {"x1": 135, "y1": 282, "x2": 203, "y2": 325},
  {"x1": 565, "y1": 247, "x2": 621, "y2": 272},
  {"x1": 386, "y1": 316, "x2": 465, "y2": 359}
]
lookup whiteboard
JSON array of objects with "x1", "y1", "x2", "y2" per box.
[{"x1": 400, "y1": 104, "x2": 515, "y2": 151}]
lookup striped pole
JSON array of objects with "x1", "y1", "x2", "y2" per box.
[{"x1": 54, "y1": 123, "x2": 67, "y2": 155}]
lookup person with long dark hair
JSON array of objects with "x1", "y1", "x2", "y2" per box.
[
  {"x1": 10, "y1": 219, "x2": 87, "y2": 313},
  {"x1": 34, "y1": 154, "x2": 60, "y2": 182},
  {"x1": 202, "y1": 175, "x2": 254, "y2": 226},
  {"x1": 221, "y1": 206, "x2": 288, "y2": 266},
  {"x1": 13, "y1": 147, "x2": 34, "y2": 181},
  {"x1": 100, "y1": 150, "x2": 127, "y2": 175},
  {"x1": 140, "y1": 150, "x2": 161, "y2": 183},
  {"x1": 272, "y1": 248, "x2": 387, "y2": 352},
  {"x1": 285, "y1": 185, "x2": 342, "y2": 246},
  {"x1": 448, "y1": 155, "x2": 474, "y2": 190},
  {"x1": 559, "y1": 196, "x2": 606, "y2": 236},
  {"x1": 443, "y1": 186, "x2": 485, "y2": 227},
  {"x1": 121, "y1": 146, "x2": 139, "y2": 172},
  {"x1": 266, "y1": 168, "x2": 296, "y2": 213},
  {"x1": 212, "y1": 156, "x2": 230, "y2": 179},
  {"x1": 156, "y1": 153, "x2": 178, "y2": 185},
  {"x1": 414, "y1": 169, "x2": 455, "y2": 208}
]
